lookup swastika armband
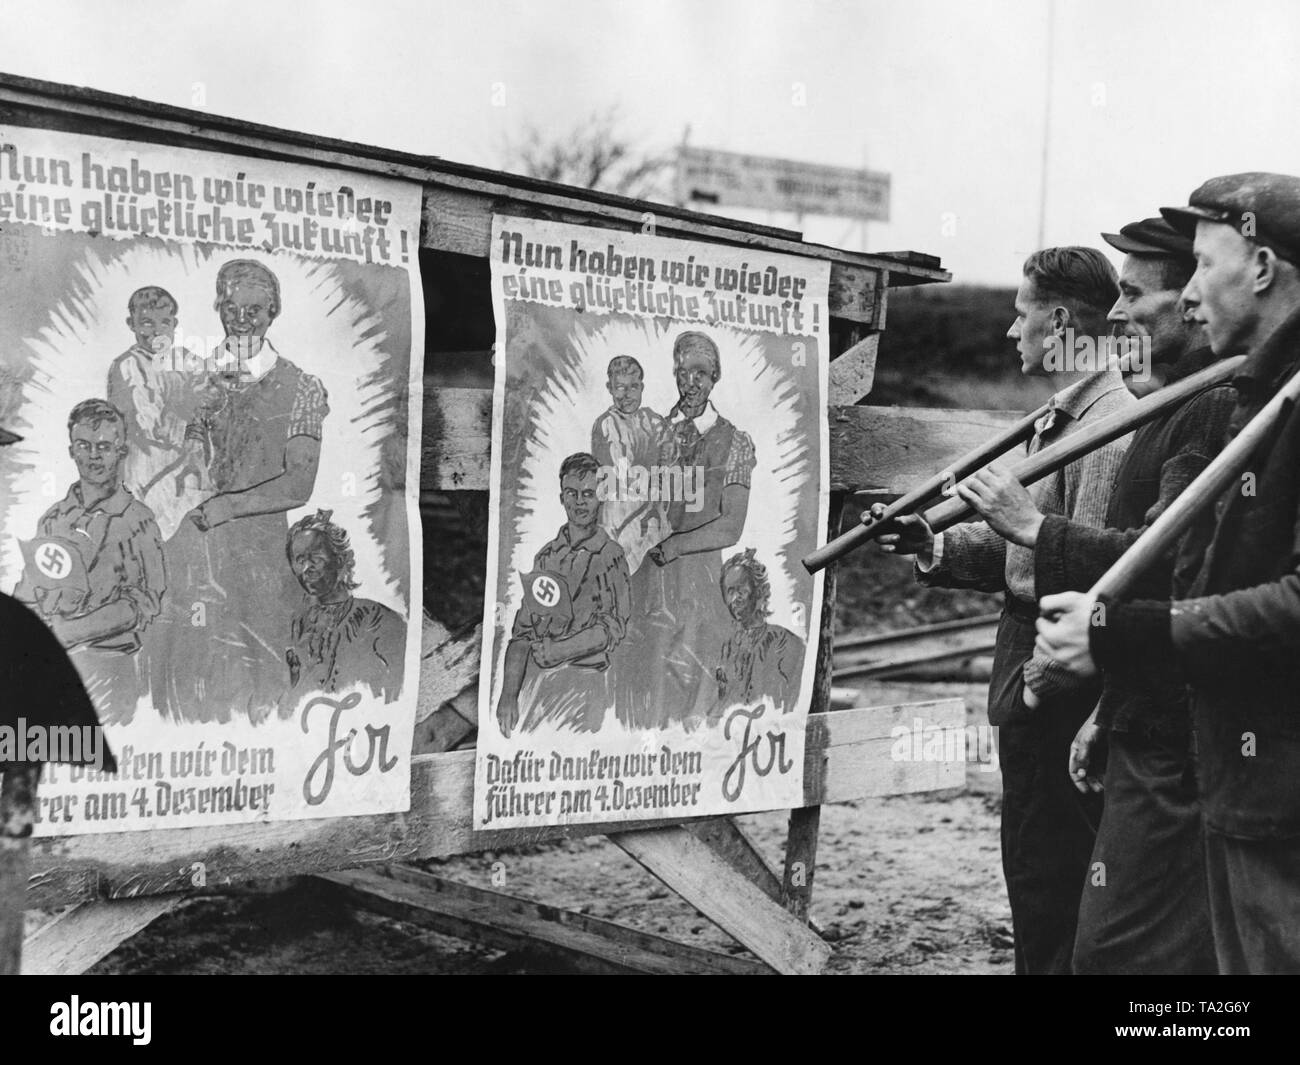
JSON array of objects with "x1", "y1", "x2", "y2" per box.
[
  {"x1": 520, "y1": 568, "x2": 574, "y2": 626},
  {"x1": 20, "y1": 535, "x2": 91, "y2": 613}
]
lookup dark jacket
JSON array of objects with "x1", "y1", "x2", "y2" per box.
[
  {"x1": 0, "y1": 591, "x2": 115, "y2": 769},
  {"x1": 1035, "y1": 345, "x2": 1236, "y2": 737},
  {"x1": 1095, "y1": 305, "x2": 1300, "y2": 838}
]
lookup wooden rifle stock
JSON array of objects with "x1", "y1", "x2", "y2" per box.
[
  {"x1": 1087, "y1": 361, "x2": 1300, "y2": 601},
  {"x1": 802, "y1": 356, "x2": 1246, "y2": 573}
]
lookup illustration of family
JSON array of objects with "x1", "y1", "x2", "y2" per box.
[
  {"x1": 12, "y1": 260, "x2": 406, "y2": 725},
  {"x1": 496, "y1": 331, "x2": 806, "y2": 737}
]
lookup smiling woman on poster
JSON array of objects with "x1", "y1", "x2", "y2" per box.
[
  {"x1": 154, "y1": 259, "x2": 330, "y2": 723},
  {"x1": 618, "y1": 330, "x2": 756, "y2": 729}
]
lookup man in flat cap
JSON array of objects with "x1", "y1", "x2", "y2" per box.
[
  {"x1": 1039, "y1": 173, "x2": 1300, "y2": 973},
  {"x1": 873, "y1": 247, "x2": 1135, "y2": 974},
  {"x1": 955, "y1": 217, "x2": 1235, "y2": 973}
]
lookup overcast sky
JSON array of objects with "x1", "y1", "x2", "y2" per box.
[{"x1": 6, "y1": 0, "x2": 1299, "y2": 284}]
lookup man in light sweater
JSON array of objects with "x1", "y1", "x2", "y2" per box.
[
  {"x1": 959, "y1": 218, "x2": 1233, "y2": 974},
  {"x1": 872, "y1": 247, "x2": 1134, "y2": 973}
]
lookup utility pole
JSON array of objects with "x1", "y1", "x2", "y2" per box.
[
  {"x1": 860, "y1": 142, "x2": 870, "y2": 252},
  {"x1": 674, "y1": 124, "x2": 691, "y2": 209},
  {"x1": 1036, "y1": 0, "x2": 1056, "y2": 250}
]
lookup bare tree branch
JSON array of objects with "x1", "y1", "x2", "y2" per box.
[{"x1": 501, "y1": 107, "x2": 672, "y2": 202}]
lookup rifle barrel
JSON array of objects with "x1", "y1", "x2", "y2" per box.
[
  {"x1": 1091, "y1": 362, "x2": 1300, "y2": 600},
  {"x1": 802, "y1": 356, "x2": 1246, "y2": 572}
]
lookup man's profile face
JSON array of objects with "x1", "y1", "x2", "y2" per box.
[
  {"x1": 607, "y1": 370, "x2": 644, "y2": 414},
  {"x1": 219, "y1": 280, "x2": 277, "y2": 342},
  {"x1": 674, "y1": 348, "x2": 718, "y2": 417},
  {"x1": 127, "y1": 302, "x2": 178, "y2": 355},
  {"x1": 1006, "y1": 278, "x2": 1056, "y2": 376},
  {"x1": 69, "y1": 420, "x2": 126, "y2": 489},
  {"x1": 722, "y1": 567, "x2": 758, "y2": 625},
  {"x1": 560, "y1": 469, "x2": 600, "y2": 529},
  {"x1": 1107, "y1": 256, "x2": 1187, "y2": 365},
  {"x1": 289, "y1": 529, "x2": 342, "y2": 600},
  {"x1": 1182, "y1": 222, "x2": 1260, "y2": 356}
]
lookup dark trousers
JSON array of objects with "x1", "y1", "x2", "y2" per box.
[
  {"x1": 990, "y1": 605, "x2": 1103, "y2": 974},
  {"x1": 1073, "y1": 729, "x2": 1215, "y2": 974},
  {"x1": 1204, "y1": 829, "x2": 1300, "y2": 973}
]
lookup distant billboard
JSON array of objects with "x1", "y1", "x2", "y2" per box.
[{"x1": 677, "y1": 146, "x2": 890, "y2": 222}]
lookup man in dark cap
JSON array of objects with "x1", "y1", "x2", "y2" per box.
[
  {"x1": 1039, "y1": 173, "x2": 1300, "y2": 972},
  {"x1": 955, "y1": 216, "x2": 1235, "y2": 973}
]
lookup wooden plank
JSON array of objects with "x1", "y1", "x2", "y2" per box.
[
  {"x1": 320, "y1": 866, "x2": 769, "y2": 975},
  {"x1": 411, "y1": 689, "x2": 477, "y2": 756},
  {"x1": 827, "y1": 264, "x2": 881, "y2": 326},
  {"x1": 874, "y1": 269, "x2": 890, "y2": 332},
  {"x1": 803, "y1": 699, "x2": 966, "y2": 801},
  {"x1": 835, "y1": 616, "x2": 1000, "y2": 680},
  {"x1": 831, "y1": 405, "x2": 1029, "y2": 493},
  {"x1": 685, "y1": 819, "x2": 784, "y2": 903},
  {"x1": 828, "y1": 333, "x2": 880, "y2": 405},
  {"x1": 611, "y1": 826, "x2": 832, "y2": 975},
  {"x1": 420, "y1": 390, "x2": 1029, "y2": 494},
  {"x1": 419, "y1": 388, "x2": 494, "y2": 494},
  {"x1": 0, "y1": 74, "x2": 948, "y2": 287},
  {"x1": 416, "y1": 616, "x2": 482, "y2": 721},
  {"x1": 688, "y1": 816, "x2": 824, "y2": 935},
  {"x1": 422, "y1": 389, "x2": 491, "y2": 491},
  {"x1": 27, "y1": 698, "x2": 964, "y2": 909},
  {"x1": 21, "y1": 895, "x2": 182, "y2": 975}
]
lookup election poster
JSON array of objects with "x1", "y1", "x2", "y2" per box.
[
  {"x1": 478, "y1": 214, "x2": 829, "y2": 829},
  {"x1": 0, "y1": 126, "x2": 424, "y2": 833}
]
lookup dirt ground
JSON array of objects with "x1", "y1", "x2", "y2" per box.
[{"x1": 85, "y1": 674, "x2": 1012, "y2": 976}]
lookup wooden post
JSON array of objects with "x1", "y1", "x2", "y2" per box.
[
  {"x1": 780, "y1": 312, "x2": 874, "y2": 923},
  {"x1": 782, "y1": 494, "x2": 844, "y2": 921},
  {"x1": 0, "y1": 765, "x2": 40, "y2": 975}
]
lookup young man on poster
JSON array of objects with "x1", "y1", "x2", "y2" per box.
[
  {"x1": 1037, "y1": 174, "x2": 1300, "y2": 972},
  {"x1": 13, "y1": 399, "x2": 165, "y2": 724},
  {"x1": 496, "y1": 452, "x2": 631, "y2": 737}
]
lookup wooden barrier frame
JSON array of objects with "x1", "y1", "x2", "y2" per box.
[{"x1": 1, "y1": 72, "x2": 990, "y2": 975}]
